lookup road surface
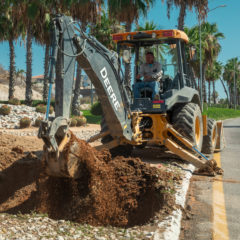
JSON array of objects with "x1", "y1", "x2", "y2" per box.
[{"x1": 180, "y1": 117, "x2": 240, "y2": 240}]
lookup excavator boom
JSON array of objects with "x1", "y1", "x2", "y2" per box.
[{"x1": 39, "y1": 15, "x2": 132, "y2": 150}]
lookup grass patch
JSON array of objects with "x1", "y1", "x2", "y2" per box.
[
  {"x1": 203, "y1": 107, "x2": 240, "y2": 120},
  {"x1": 82, "y1": 110, "x2": 101, "y2": 124}
]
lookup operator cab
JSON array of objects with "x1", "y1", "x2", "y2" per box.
[{"x1": 112, "y1": 30, "x2": 196, "y2": 113}]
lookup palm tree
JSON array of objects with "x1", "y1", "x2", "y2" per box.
[
  {"x1": 108, "y1": 0, "x2": 155, "y2": 87},
  {"x1": 201, "y1": 23, "x2": 224, "y2": 102},
  {"x1": 212, "y1": 61, "x2": 222, "y2": 104},
  {"x1": 15, "y1": 69, "x2": 26, "y2": 86},
  {"x1": 206, "y1": 61, "x2": 222, "y2": 104},
  {"x1": 31, "y1": 9, "x2": 51, "y2": 103},
  {"x1": 23, "y1": 0, "x2": 51, "y2": 105},
  {"x1": 165, "y1": 0, "x2": 209, "y2": 30},
  {"x1": 223, "y1": 58, "x2": 240, "y2": 107},
  {"x1": 184, "y1": 26, "x2": 201, "y2": 89},
  {"x1": 23, "y1": 0, "x2": 100, "y2": 106},
  {"x1": 219, "y1": 76, "x2": 230, "y2": 107},
  {"x1": 43, "y1": 44, "x2": 50, "y2": 102},
  {"x1": 25, "y1": 24, "x2": 33, "y2": 105},
  {"x1": 184, "y1": 23, "x2": 224, "y2": 102},
  {"x1": 90, "y1": 11, "x2": 123, "y2": 50},
  {"x1": 0, "y1": 3, "x2": 24, "y2": 100},
  {"x1": 136, "y1": 21, "x2": 157, "y2": 31},
  {"x1": 72, "y1": 63, "x2": 82, "y2": 115}
]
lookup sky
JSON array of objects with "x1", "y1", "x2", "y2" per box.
[{"x1": 0, "y1": 0, "x2": 239, "y2": 99}]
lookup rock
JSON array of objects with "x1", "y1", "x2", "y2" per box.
[
  {"x1": 57, "y1": 236, "x2": 64, "y2": 240},
  {"x1": 95, "y1": 237, "x2": 106, "y2": 240},
  {"x1": 186, "y1": 204, "x2": 191, "y2": 211}
]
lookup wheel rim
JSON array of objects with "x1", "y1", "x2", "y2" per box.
[
  {"x1": 212, "y1": 126, "x2": 216, "y2": 146},
  {"x1": 195, "y1": 116, "x2": 201, "y2": 146}
]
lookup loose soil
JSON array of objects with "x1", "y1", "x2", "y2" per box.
[{"x1": 0, "y1": 132, "x2": 179, "y2": 227}]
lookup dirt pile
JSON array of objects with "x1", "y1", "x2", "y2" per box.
[
  {"x1": 0, "y1": 133, "x2": 42, "y2": 213},
  {"x1": 0, "y1": 133, "x2": 177, "y2": 227}
]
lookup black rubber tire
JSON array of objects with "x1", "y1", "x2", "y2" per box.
[
  {"x1": 100, "y1": 118, "x2": 133, "y2": 158},
  {"x1": 201, "y1": 118, "x2": 217, "y2": 154},
  {"x1": 172, "y1": 103, "x2": 203, "y2": 151}
]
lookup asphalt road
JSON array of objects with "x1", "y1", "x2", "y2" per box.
[
  {"x1": 180, "y1": 117, "x2": 240, "y2": 240},
  {"x1": 221, "y1": 117, "x2": 240, "y2": 240}
]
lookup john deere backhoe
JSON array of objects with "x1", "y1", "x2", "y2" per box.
[{"x1": 38, "y1": 15, "x2": 224, "y2": 178}]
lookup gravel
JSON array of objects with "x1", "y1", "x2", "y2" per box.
[
  {"x1": 0, "y1": 213, "x2": 158, "y2": 240},
  {"x1": 0, "y1": 129, "x2": 100, "y2": 142},
  {"x1": 0, "y1": 104, "x2": 47, "y2": 129},
  {"x1": 0, "y1": 104, "x2": 99, "y2": 139}
]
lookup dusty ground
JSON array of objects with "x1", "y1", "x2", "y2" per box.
[
  {"x1": 0, "y1": 127, "x2": 183, "y2": 239},
  {"x1": 0, "y1": 82, "x2": 42, "y2": 101}
]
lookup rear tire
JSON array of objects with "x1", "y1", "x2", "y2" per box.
[
  {"x1": 100, "y1": 118, "x2": 133, "y2": 158},
  {"x1": 172, "y1": 103, "x2": 203, "y2": 151},
  {"x1": 201, "y1": 118, "x2": 217, "y2": 154}
]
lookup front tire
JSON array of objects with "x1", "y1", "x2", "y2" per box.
[
  {"x1": 201, "y1": 118, "x2": 217, "y2": 154},
  {"x1": 172, "y1": 103, "x2": 203, "y2": 151}
]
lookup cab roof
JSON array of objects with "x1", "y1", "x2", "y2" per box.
[{"x1": 112, "y1": 29, "x2": 189, "y2": 44}]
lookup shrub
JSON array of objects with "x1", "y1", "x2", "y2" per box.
[
  {"x1": 70, "y1": 118, "x2": 77, "y2": 127},
  {"x1": 0, "y1": 105, "x2": 11, "y2": 115},
  {"x1": 75, "y1": 116, "x2": 87, "y2": 126},
  {"x1": 19, "y1": 117, "x2": 31, "y2": 128},
  {"x1": 9, "y1": 98, "x2": 20, "y2": 105},
  {"x1": 36, "y1": 104, "x2": 54, "y2": 114},
  {"x1": 34, "y1": 117, "x2": 43, "y2": 127},
  {"x1": 90, "y1": 102, "x2": 102, "y2": 116}
]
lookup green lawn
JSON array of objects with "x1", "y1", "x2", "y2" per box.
[
  {"x1": 82, "y1": 110, "x2": 101, "y2": 124},
  {"x1": 203, "y1": 107, "x2": 240, "y2": 121}
]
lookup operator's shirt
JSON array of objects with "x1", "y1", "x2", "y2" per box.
[{"x1": 139, "y1": 62, "x2": 162, "y2": 82}]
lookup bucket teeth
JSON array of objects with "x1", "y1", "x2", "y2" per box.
[{"x1": 42, "y1": 131, "x2": 87, "y2": 179}]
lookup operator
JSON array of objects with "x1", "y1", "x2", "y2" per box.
[
  {"x1": 136, "y1": 51, "x2": 162, "y2": 82},
  {"x1": 134, "y1": 51, "x2": 162, "y2": 99}
]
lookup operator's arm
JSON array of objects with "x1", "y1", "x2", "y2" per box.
[
  {"x1": 150, "y1": 62, "x2": 162, "y2": 80},
  {"x1": 136, "y1": 64, "x2": 145, "y2": 79}
]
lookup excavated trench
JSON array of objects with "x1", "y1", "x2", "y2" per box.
[{"x1": 0, "y1": 133, "x2": 177, "y2": 227}]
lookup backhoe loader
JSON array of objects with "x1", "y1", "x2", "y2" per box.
[{"x1": 38, "y1": 14, "x2": 224, "y2": 179}]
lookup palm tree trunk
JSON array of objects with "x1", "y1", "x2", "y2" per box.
[
  {"x1": 72, "y1": 63, "x2": 82, "y2": 115},
  {"x1": 178, "y1": 2, "x2": 187, "y2": 30},
  {"x1": 8, "y1": 39, "x2": 15, "y2": 100},
  {"x1": 213, "y1": 80, "x2": 216, "y2": 104},
  {"x1": 43, "y1": 44, "x2": 50, "y2": 102},
  {"x1": 124, "y1": 22, "x2": 132, "y2": 90},
  {"x1": 208, "y1": 81, "x2": 211, "y2": 104},
  {"x1": 97, "y1": 0, "x2": 101, "y2": 24},
  {"x1": 220, "y1": 78, "x2": 229, "y2": 107},
  {"x1": 25, "y1": 25, "x2": 33, "y2": 106}
]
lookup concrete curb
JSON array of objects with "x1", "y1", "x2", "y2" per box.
[{"x1": 153, "y1": 164, "x2": 195, "y2": 240}]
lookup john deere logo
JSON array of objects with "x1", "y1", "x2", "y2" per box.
[{"x1": 100, "y1": 67, "x2": 121, "y2": 111}]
